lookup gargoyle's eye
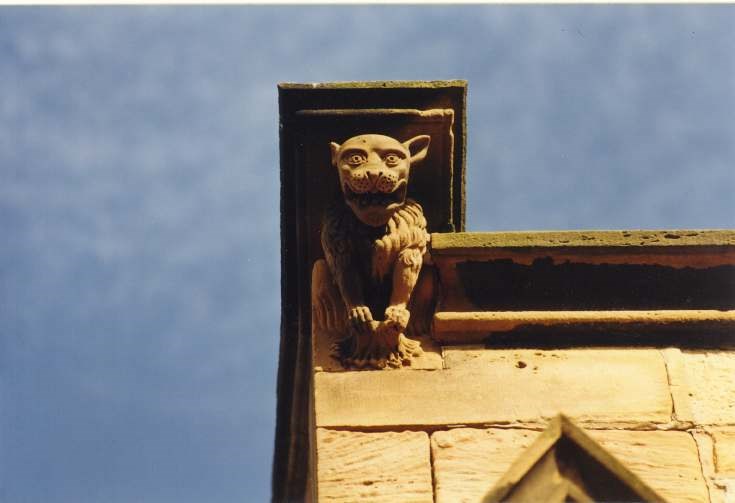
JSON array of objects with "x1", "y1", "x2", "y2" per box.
[
  {"x1": 384, "y1": 154, "x2": 402, "y2": 167},
  {"x1": 345, "y1": 153, "x2": 367, "y2": 167}
]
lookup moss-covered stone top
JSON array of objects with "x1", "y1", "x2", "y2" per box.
[
  {"x1": 431, "y1": 230, "x2": 735, "y2": 255},
  {"x1": 278, "y1": 80, "x2": 467, "y2": 90}
]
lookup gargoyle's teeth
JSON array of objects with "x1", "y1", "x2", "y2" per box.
[{"x1": 344, "y1": 181, "x2": 407, "y2": 208}]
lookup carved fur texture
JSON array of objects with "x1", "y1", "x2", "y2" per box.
[
  {"x1": 317, "y1": 198, "x2": 428, "y2": 368},
  {"x1": 312, "y1": 134, "x2": 433, "y2": 369},
  {"x1": 372, "y1": 201, "x2": 428, "y2": 280}
]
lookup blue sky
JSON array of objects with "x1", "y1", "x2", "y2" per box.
[{"x1": 1, "y1": 6, "x2": 733, "y2": 502}]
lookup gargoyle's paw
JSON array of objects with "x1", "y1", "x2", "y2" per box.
[
  {"x1": 348, "y1": 306, "x2": 373, "y2": 323},
  {"x1": 385, "y1": 306, "x2": 410, "y2": 326},
  {"x1": 347, "y1": 306, "x2": 376, "y2": 336}
]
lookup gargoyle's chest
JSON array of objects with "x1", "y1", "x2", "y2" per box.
[{"x1": 352, "y1": 226, "x2": 391, "y2": 277}]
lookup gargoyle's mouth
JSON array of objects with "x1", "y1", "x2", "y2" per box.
[{"x1": 343, "y1": 181, "x2": 407, "y2": 208}]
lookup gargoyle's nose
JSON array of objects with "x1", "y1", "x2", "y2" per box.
[{"x1": 366, "y1": 171, "x2": 381, "y2": 185}]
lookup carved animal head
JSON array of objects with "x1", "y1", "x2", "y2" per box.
[{"x1": 330, "y1": 134, "x2": 430, "y2": 227}]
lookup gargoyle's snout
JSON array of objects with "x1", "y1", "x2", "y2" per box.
[{"x1": 366, "y1": 170, "x2": 381, "y2": 190}]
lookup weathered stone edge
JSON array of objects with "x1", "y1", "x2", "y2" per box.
[
  {"x1": 433, "y1": 310, "x2": 735, "y2": 344},
  {"x1": 431, "y1": 230, "x2": 735, "y2": 254},
  {"x1": 279, "y1": 80, "x2": 467, "y2": 90}
]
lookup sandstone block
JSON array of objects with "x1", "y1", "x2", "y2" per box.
[
  {"x1": 315, "y1": 349, "x2": 672, "y2": 428},
  {"x1": 590, "y1": 429, "x2": 709, "y2": 503},
  {"x1": 682, "y1": 351, "x2": 735, "y2": 425},
  {"x1": 431, "y1": 428, "x2": 537, "y2": 503},
  {"x1": 661, "y1": 348, "x2": 695, "y2": 424},
  {"x1": 315, "y1": 429, "x2": 433, "y2": 502},
  {"x1": 714, "y1": 429, "x2": 735, "y2": 475}
]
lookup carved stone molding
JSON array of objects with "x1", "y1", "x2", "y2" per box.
[{"x1": 274, "y1": 81, "x2": 467, "y2": 501}]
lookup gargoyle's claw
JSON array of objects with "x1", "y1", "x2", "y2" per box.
[
  {"x1": 348, "y1": 305, "x2": 372, "y2": 322},
  {"x1": 347, "y1": 306, "x2": 374, "y2": 336},
  {"x1": 383, "y1": 305, "x2": 410, "y2": 336}
]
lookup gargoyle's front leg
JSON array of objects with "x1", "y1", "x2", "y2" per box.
[
  {"x1": 376, "y1": 247, "x2": 424, "y2": 363},
  {"x1": 323, "y1": 251, "x2": 374, "y2": 335},
  {"x1": 384, "y1": 247, "x2": 423, "y2": 332},
  {"x1": 325, "y1": 255, "x2": 383, "y2": 366},
  {"x1": 340, "y1": 302, "x2": 387, "y2": 368}
]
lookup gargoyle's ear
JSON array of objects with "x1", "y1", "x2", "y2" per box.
[
  {"x1": 329, "y1": 142, "x2": 341, "y2": 167},
  {"x1": 403, "y1": 135, "x2": 431, "y2": 165}
]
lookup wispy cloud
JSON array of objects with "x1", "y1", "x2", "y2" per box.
[{"x1": 1, "y1": 6, "x2": 733, "y2": 502}]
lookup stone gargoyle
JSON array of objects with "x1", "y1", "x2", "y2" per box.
[{"x1": 311, "y1": 133, "x2": 435, "y2": 369}]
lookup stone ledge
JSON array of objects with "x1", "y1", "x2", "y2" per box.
[
  {"x1": 279, "y1": 80, "x2": 467, "y2": 90},
  {"x1": 431, "y1": 230, "x2": 735, "y2": 255},
  {"x1": 430, "y1": 231, "x2": 735, "y2": 314},
  {"x1": 433, "y1": 310, "x2": 735, "y2": 344},
  {"x1": 315, "y1": 349, "x2": 672, "y2": 429}
]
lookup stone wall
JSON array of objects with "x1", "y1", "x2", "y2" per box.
[
  {"x1": 312, "y1": 346, "x2": 735, "y2": 502},
  {"x1": 309, "y1": 230, "x2": 735, "y2": 501}
]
